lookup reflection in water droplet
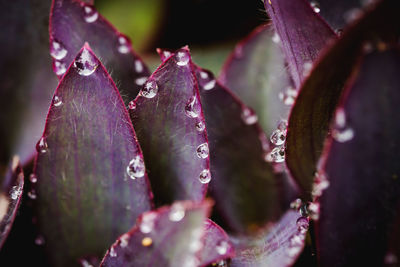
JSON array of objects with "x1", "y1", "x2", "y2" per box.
[
  {"x1": 264, "y1": 146, "x2": 285, "y2": 163},
  {"x1": 216, "y1": 240, "x2": 229, "y2": 255},
  {"x1": 198, "y1": 70, "x2": 216, "y2": 90},
  {"x1": 126, "y1": 155, "x2": 145, "y2": 179},
  {"x1": 272, "y1": 32, "x2": 280, "y2": 44},
  {"x1": 109, "y1": 247, "x2": 117, "y2": 257},
  {"x1": 185, "y1": 96, "x2": 200, "y2": 118},
  {"x1": 74, "y1": 48, "x2": 99, "y2": 76},
  {"x1": 53, "y1": 96, "x2": 63, "y2": 107},
  {"x1": 175, "y1": 50, "x2": 190, "y2": 66},
  {"x1": 135, "y1": 77, "x2": 148, "y2": 86},
  {"x1": 310, "y1": 1, "x2": 321, "y2": 13},
  {"x1": 196, "y1": 143, "x2": 209, "y2": 159},
  {"x1": 29, "y1": 174, "x2": 38, "y2": 183},
  {"x1": 10, "y1": 186, "x2": 22, "y2": 200},
  {"x1": 195, "y1": 121, "x2": 205, "y2": 132},
  {"x1": 50, "y1": 40, "x2": 68, "y2": 60},
  {"x1": 140, "y1": 212, "x2": 157, "y2": 233},
  {"x1": 199, "y1": 169, "x2": 211, "y2": 184},
  {"x1": 134, "y1": 59, "x2": 144, "y2": 73},
  {"x1": 241, "y1": 107, "x2": 258, "y2": 125},
  {"x1": 141, "y1": 237, "x2": 153, "y2": 247},
  {"x1": 117, "y1": 35, "x2": 130, "y2": 54},
  {"x1": 54, "y1": 60, "x2": 67, "y2": 76},
  {"x1": 83, "y1": 5, "x2": 98, "y2": 23},
  {"x1": 36, "y1": 137, "x2": 48, "y2": 153},
  {"x1": 140, "y1": 79, "x2": 158, "y2": 98},
  {"x1": 279, "y1": 86, "x2": 298, "y2": 105},
  {"x1": 169, "y1": 203, "x2": 185, "y2": 222},
  {"x1": 128, "y1": 101, "x2": 136, "y2": 110}
]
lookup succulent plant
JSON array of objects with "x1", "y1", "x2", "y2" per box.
[{"x1": 0, "y1": 0, "x2": 399, "y2": 266}]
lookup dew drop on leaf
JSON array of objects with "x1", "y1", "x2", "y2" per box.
[
  {"x1": 241, "y1": 107, "x2": 258, "y2": 125},
  {"x1": 196, "y1": 143, "x2": 209, "y2": 159},
  {"x1": 264, "y1": 146, "x2": 285, "y2": 163},
  {"x1": 109, "y1": 247, "x2": 117, "y2": 257},
  {"x1": 135, "y1": 77, "x2": 148, "y2": 86},
  {"x1": 279, "y1": 86, "x2": 298, "y2": 105},
  {"x1": 175, "y1": 50, "x2": 190, "y2": 66},
  {"x1": 74, "y1": 48, "x2": 99, "y2": 76},
  {"x1": 53, "y1": 60, "x2": 67, "y2": 76},
  {"x1": 53, "y1": 96, "x2": 63, "y2": 107},
  {"x1": 36, "y1": 137, "x2": 48, "y2": 154},
  {"x1": 310, "y1": 1, "x2": 321, "y2": 13},
  {"x1": 29, "y1": 173, "x2": 38, "y2": 183},
  {"x1": 195, "y1": 121, "x2": 205, "y2": 132},
  {"x1": 272, "y1": 32, "x2": 281, "y2": 43},
  {"x1": 126, "y1": 155, "x2": 145, "y2": 179},
  {"x1": 169, "y1": 203, "x2": 185, "y2": 222},
  {"x1": 296, "y1": 216, "x2": 309, "y2": 234},
  {"x1": 50, "y1": 39, "x2": 68, "y2": 60},
  {"x1": 134, "y1": 59, "x2": 144, "y2": 73},
  {"x1": 140, "y1": 79, "x2": 158, "y2": 98},
  {"x1": 199, "y1": 169, "x2": 211, "y2": 184},
  {"x1": 117, "y1": 35, "x2": 130, "y2": 54},
  {"x1": 83, "y1": 4, "x2": 98, "y2": 23},
  {"x1": 216, "y1": 240, "x2": 229, "y2": 255},
  {"x1": 185, "y1": 96, "x2": 200, "y2": 118},
  {"x1": 332, "y1": 108, "x2": 354, "y2": 143}
]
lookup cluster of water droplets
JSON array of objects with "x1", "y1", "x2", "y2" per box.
[
  {"x1": 74, "y1": 48, "x2": 99, "y2": 76},
  {"x1": 126, "y1": 155, "x2": 145, "y2": 179},
  {"x1": 332, "y1": 108, "x2": 354, "y2": 143},
  {"x1": 50, "y1": 39, "x2": 68, "y2": 76},
  {"x1": 264, "y1": 120, "x2": 287, "y2": 163}
]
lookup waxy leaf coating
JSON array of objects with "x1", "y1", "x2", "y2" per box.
[
  {"x1": 0, "y1": 156, "x2": 24, "y2": 249},
  {"x1": 317, "y1": 49, "x2": 400, "y2": 267},
  {"x1": 130, "y1": 47, "x2": 209, "y2": 206},
  {"x1": 50, "y1": 0, "x2": 150, "y2": 102},
  {"x1": 285, "y1": 0, "x2": 400, "y2": 200},
  {"x1": 34, "y1": 45, "x2": 152, "y2": 267},
  {"x1": 230, "y1": 210, "x2": 308, "y2": 267},
  {"x1": 264, "y1": 0, "x2": 336, "y2": 88},
  {"x1": 100, "y1": 200, "x2": 212, "y2": 267}
]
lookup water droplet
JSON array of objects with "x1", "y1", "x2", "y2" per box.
[
  {"x1": 312, "y1": 172, "x2": 330, "y2": 197},
  {"x1": 53, "y1": 60, "x2": 67, "y2": 76},
  {"x1": 135, "y1": 76, "x2": 148, "y2": 86},
  {"x1": 53, "y1": 96, "x2": 63, "y2": 107},
  {"x1": 199, "y1": 169, "x2": 211, "y2": 184},
  {"x1": 169, "y1": 203, "x2": 185, "y2": 222},
  {"x1": 50, "y1": 39, "x2": 68, "y2": 60},
  {"x1": 74, "y1": 48, "x2": 99, "y2": 76},
  {"x1": 310, "y1": 1, "x2": 320, "y2": 13},
  {"x1": 175, "y1": 49, "x2": 190, "y2": 66},
  {"x1": 216, "y1": 240, "x2": 229, "y2": 255},
  {"x1": 296, "y1": 216, "x2": 309, "y2": 234},
  {"x1": 36, "y1": 137, "x2": 48, "y2": 153},
  {"x1": 272, "y1": 32, "x2": 281, "y2": 43},
  {"x1": 195, "y1": 121, "x2": 205, "y2": 132},
  {"x1": 29, "y1": 174, "x2": 38, "y2": 183},
  {"x1": 185, "y1": 96, "x2": 200, "y2": 118},
  {"x1": 196, "y1": 143, "x2": 209, "y2": 159},
  {"x1": 140, "y1": 212, "x2": 157, "y2": 233},
  {"x1": 28, "y1": 189, "x2": 37, "y2": 200},
  {"x1": 80, "y1": 260, "x2": 94, "y2": 267},
  {"x1": 279, "y1": 86, "x2": 298, "y2": 105},
  {"x1": 10, "y1": 186, "x2": 22, "y2": 200},
  {"x1": 290, "y1": 198, "x2": 302, "y2": 210},
  {"x1": 134, "y1": 59, "x2": 144, "y2": 73},
  {"x1": 290, "y1": 233, "x2": 304, "y2": 247},
  {"x1": 35, "y1": 235, "x2": 45, "y2": 245},
  {"x1": 141, "y1": 237, "x2": 153, "y2": 247},
  {"x1": 332, "y1": 108, "x2": 354, "y2": 143},
  {"x1": 270, "y1": 121, "x2": 287, "y2": 146},
  {"x1": 140, "y1": 79, "x2": 158, "y2": 98},
  {"x1": 307, "y1": 202, "x2": 320, "y2": 220},
  {"x1": 241, "y1": 107, "x2": 258, "y2": 125},
  {"x1": 215, "y1": 260, "x2": 228, "y2": 267},
  {"x1": 286, "y1": 244, "x2": 302, "y2": 257},
  {"x1": 344, "y1": 8, "x2": 362, "y2": 23},
  {"x1": 128, "y1": 101, "x2": 136, "y2": 110},
  {"x1": 198, "y1": 70, "x2": 216, "y2": 90},
  {"x1": 182, "y1": 255, "x2": 199, "y2": 267},
  {"x1": 303, "y1": 61, "x2": 313, "y2": 77},
  {"x1": 264, "y1": 146, "x2": 285, "y2": 163},
  {"x1": 384, "y1": 252, "x2": 398, "y2": 265},
  {"x1": 83, "y1": 5, "x2": 98, "y2": 23},
  {"x1": 119, "y1": 233, "x2": 130, "y2": 248},
  {"x1": 117, "y1": 35, "x2": 130, "y2": 54},
  {"x1": 161, "y1": 50, "x2": 172, "y2": 60},
  {"x1": 126, "y1": 155, "x2": 145, "y2": 179},
  {"x1": 109, "y1": 247, "x2": 117, "y2": 257}
]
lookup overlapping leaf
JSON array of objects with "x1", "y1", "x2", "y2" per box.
[
  {"x1": 264, "y1": 0, "x2": 336, "y2": 88},
  {"x1": 285, "y1": 0, "x2": 400, "y2": 200},
  {"x1": 0, "y1": 156, "x2": 24, "y2": 249},
  {"x1": 100, "y1": 200, "x2": 212, "y2": 267},
  {"x1": 34, "y1": 45, "x2": 152, "y2": 267},
  {"x1": 130, "y1": 47, "x2": 209, "y2": 206},
  {"x1": 49, "y1": 0, "x2": 150, "y2": 102},
  {"x1": 317, "y1": 48, "x2": 400, "y2": 267}
]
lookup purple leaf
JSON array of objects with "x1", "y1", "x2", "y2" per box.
[
  {"x1": 100, "y1": 200, "x2": 212, "y2": 267},
  {"x1": 230, "y1": 210, "x2": 308, "y2": 267},
  {"x1": 0, "y1": 156, "x2": 24, "y2": 249},
  {"x1": 49, "y1": 0, "x2": 150, "y2": 103},
  {"x1": 200, "y1": 219, "x2": 234, "y2": 266},
  {"x1": 285, "y1": 0, "x2": 400, "y2": 200},
  {"x1": 195, "y1": 65, "x2": 297, "y2": 234},
  {"x1": 0, "y1": 0, "x2": 58, "y2": 165},
  {"x1": 317, "y1": 48, "x2": 400, "y2": 266},
  {"x1": 130, "y1": 47, "x2": 209, "y2": 206},
  {"x1": 219, "y1": 24, "x2": 293, "y2": 135},
  {"x1": 264, "y1": 0, "x2": 336, "y2": 88},
  {"x1": 33, "y1": 44, "x2": 153, "y2": 266}
]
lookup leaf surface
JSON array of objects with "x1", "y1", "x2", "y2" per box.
[{"x1": 34, "y1": 45, "x2": 152, "y2": 266}]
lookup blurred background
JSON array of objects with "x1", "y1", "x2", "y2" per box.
[{"x1": 95, "y1": 0, "x2": 266, "y2": 73}]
